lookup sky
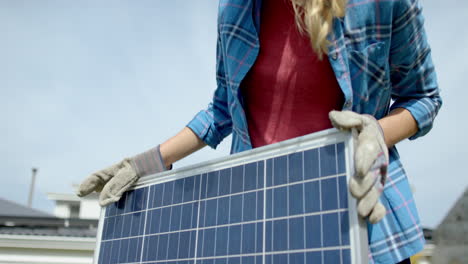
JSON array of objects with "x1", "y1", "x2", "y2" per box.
[{"x1": 1, "y1": 0, "x2": 467, "y2": 229}]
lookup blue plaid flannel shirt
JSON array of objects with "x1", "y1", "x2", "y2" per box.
[{"x1": 187, "y1": 0, "x2": 442, "y2": 263}]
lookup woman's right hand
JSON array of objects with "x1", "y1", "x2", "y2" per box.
[{"x1": 77, "y1": 145, "x2": 167, "y2": 206}]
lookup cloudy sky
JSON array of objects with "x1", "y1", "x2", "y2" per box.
[{"x1": 1, "y1": 0, "x2": 466, "y2": 229}]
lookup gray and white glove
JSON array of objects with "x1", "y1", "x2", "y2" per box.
[
  {"x1": 77, "y1": 145, "x2": 168, "y2": 206},
  {"x1": 329, "y1": 110, "x2": 389, "y2": 224}
]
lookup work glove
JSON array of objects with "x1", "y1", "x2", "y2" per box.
[
  {"x1": 77, "y1": 145, "x2": 168, "y2": 206},
  {"x1": 329, "y1": 110, "x2": 389, "y2": 224}
]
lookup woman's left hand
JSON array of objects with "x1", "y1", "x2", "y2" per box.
[{"x1": 329, "y1": 110, "x2": 389, "y2": 224}]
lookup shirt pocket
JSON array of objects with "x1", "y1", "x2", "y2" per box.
[{"x1": 347, "y1": 42, "x2": 390, "y2": 111}]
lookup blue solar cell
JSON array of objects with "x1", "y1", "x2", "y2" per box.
[
  {"x1": 273, "y1": 186, "x2": 287, "y2": 218},
  {"x1": 273, "y1": 253, "x2": 288, "y2": 264},
  {"x1": 265, "y1": 220, "x2": 272, "y2": 252},
  {"x1": 241, "y1": 223, "x2": 255, "y2": 254},
  {"x1": 97, "y1": 136, "x2": 361, "y2": 264},
  {"x1": 143, "y1": 235, "x2": 158, "y2": 261},
  {"x1": 242, "y1": 256, "x2": 255, "y2": 264},
  {"x1": 266, "y1": 189, "x2": 272, "y2": 219},
  {"x1": 130, "y1": 237, "x2": 143, "y2": 263},
  {"x1": 200, "y1": 174, "x2": 208, "y2": 200},
  {"x1": 341, "y1": 211, "x2": 350, "y2": 245},
  {"x1": 266, "y1": 159, "x2": 273, "y2": 187},
  {"x1": 145, "y1": 209, "x2": 161, "y2": 234},
  {"x1": 306, "y1": 251, "x2": 322, "y2": 264},
  {"x1": 337, "y1": 142, "x2": 346, "y2": 174},
  {"x1": 109, "y1": 240, "x2": 119, "y2": 264},
  {"x1": 157, "y1": 234, "x2": 168, "y2": 260},
  {"x1": 321, "y1": 178, "x2": 339, "y2": 211},
  {"x1": 113, "y1": 215, "x2": 124, "y2": 239},
  {"x1": 320, "y1": 144, "x2": 338, "y2": 177},
  {"x1": 189, "y1": 230, "x2": 197, "y2": 258},
  {"x1": 217, "y1": 197, "x2": 229, "y2": 225},
  {"x1": 289, "y1": 252, "x2": 305, "y2": 264},
  {"x1": 121, "y1": 214, "x2": 131, "y2": 237},
  {"x1": 288, "y1": 183, "x2": 304, "y2": 216},
  {"x1": 289, "y1": 217, "x2": 305, "y2": 250},
  {"x1": 170, "y1": 205, "x2": 182, "y2": 231},
  {"x1": 256, "y1": 222, "x2": 263, "y2": 253},
  {"x1": 272, "y1": 219, "x2": 287, "y2": 251},
  {"x1": 151, "y1": 183, "x2": 164, "y2": 208},
  {"x1": 123, "y1": 190, "x2": 135, "y2": 214},
  {"x1": 215, "y1": 226, "x2": 228, "y2": 256},
  {"x1": 323, "y1": 213, "x2": 340, "y2": 247},
  {"x1": 198, "y1": 201, "x2": 206, "y2": 228},
  {"x1": 304, "y1": 148, "x2": 320, "y2": 180},
  {"x1": 342, "y1": 249, "x2": 351, "y2": 263},
  {"x1": 160, "y1": 207, "x2": 171, "y2": 233},
  {"x1": 324, "y1": 250, "x2": 341, "y2": 263},
  {"x1": 163, "y1": 181, "x2": 175, "y2": 206},
  {"x1": 218, "y1": 169, "x2": 231, "y2": 196},
  {"x1": 231, "y1": 165, "x2": 244, "y2": 194},
  {"x1": 229, "y1": 194, "x2": 242, "y2": 224},
  {"x1": 288, "y1": 152, "x2": 303, "y2": 183},
  {"x1": 256, "y1": 191, "x2": 264, "y2": 220},
  {"x1": 215, "y1": 259, "x2": 227, "y2": 264},
  {"x1": 203, "y1": 228, "x2": 216, "y2": 257},
  {"x1": 205, "y1": 199, "x2": 218, "y2": 227},
  {"x1": 338, "y1": 176, "x2": 348, "y2": 209},
  {"x1": 102, "y1": 217, "x2": 113, "y2": 240},
  {"x1": 244, "y1": 162, "x2": 257, "y2": 191},
  {"x1": 257, "y1": 161, "x2": 264, "y2": 189},
  {"x1": 228, "y1": 257, "x2": 240, "y2": 264},
  {"x1": 192, "y1": 202, "x2": 199, "y2": 229},
  {"x1": 304, "y1": 181, "x2": 320, "y2": 213},
  {"x1": 182, "y1": 176, "x2": 194, "y2": 203},
  {"x1": 196, "y1": 229, "x2": 204, "y2": 258},
  {"x1": 242, "y1": 192, "x2": 256, "y2": 222},
  {"x1": 168, "y1": 232, "x2": 180, "y2": 259},
  {"x1": 173, "y1": 178, "x2": 185, "y2": 204},
  {"x1": 181, "y1": 203, "x2": 193, "y2": 230},
  {"x1": 115, "y1": 195, "x2": 126, "y2": 216},
  {"x1": 178, "y1": 231, "x2": 191, "y2": 259},
  {"x1": 207, "y1": 171, "x2": 219, "y2": 198},
  {"x1": 305, "y1": 215, "x2": 322, "y2": 248},
  {"x1": 273, "y1": 155, "x2": 287, "y2": 186},
  {"x1": 228, "y1": 224, "x2": 241, "y2": 255}
]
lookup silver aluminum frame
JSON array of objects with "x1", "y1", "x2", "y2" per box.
[{"x1": 93, "y1": 128, "x2": 368, "y2": 264}]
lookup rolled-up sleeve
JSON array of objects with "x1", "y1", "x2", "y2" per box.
[
  {"x1": 389, "y1": 0, "x2": 442, "y2": 140},
  {"x1": 187, "y1": 35, "x2": 233, "y2": 149}
]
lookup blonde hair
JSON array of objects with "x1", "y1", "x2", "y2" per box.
[{"x1": 291, "y1": 0, "x2": 347, "y2": 59}]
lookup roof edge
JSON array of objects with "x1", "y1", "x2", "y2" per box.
[{"x1": 0, "y1": 234, "x2": 95, "y2": 250}]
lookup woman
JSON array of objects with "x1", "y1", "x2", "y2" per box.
[{"x1": 78, "y1": 0, "x2": 441, "y2": 263}]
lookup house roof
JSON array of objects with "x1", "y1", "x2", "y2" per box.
[
  {"x1": 0, "y1": 197, "x2": 53, "y2": 218},
  {"x1": 0, "y1": 197, "x2": 98, "y2": 238},
  {"x1": 0, "y1": 226, "x2": 97, "y2": 238},
  {"x1": 435, "y1": 187, "x2": 468, "y2": 244}
]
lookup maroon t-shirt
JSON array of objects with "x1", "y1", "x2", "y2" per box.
[{"x1": 241, "y1": 0, "x2": 344, "y2": 148}]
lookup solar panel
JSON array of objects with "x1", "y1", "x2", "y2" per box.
[{"x1": 94, "y1": 128, "x2": 368, "y2": 264}]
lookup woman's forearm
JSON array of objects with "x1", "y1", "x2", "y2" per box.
[
  {"x1": 159, "y1": 127, "x2": 207, "y2": 168},
  {"x1": 378, "y1": 108, "x2": 419, "y2": 148}
]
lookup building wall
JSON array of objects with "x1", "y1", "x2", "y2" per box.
[
  {"x1": 432, "y1": 245, "x2": 468, "y2": 264},
  {"x1": 80, "y1": 198, "x2": 100, "y2": 220}
]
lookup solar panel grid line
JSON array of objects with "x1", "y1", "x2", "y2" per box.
[
  {"x1": 317, "y1": 148, "x2": 324, "y2": 264},
  {"x1": 94, "y1": 128, "x2": 368, "y2": 264},
  {"x1": 262, "y1": 160, "x2": 267, "y2": 264},
  {"x1": 335, "y1": 144, "x2": 344, "y2": 264}
]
